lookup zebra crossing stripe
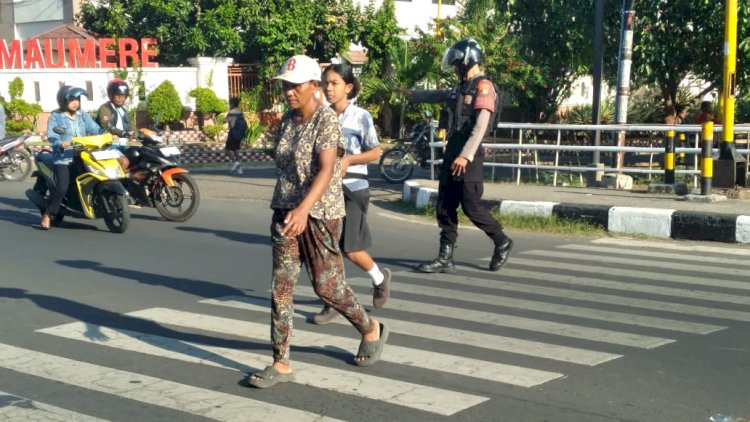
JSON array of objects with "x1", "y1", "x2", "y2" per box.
[
  {"x1": 409, "y1": 266, "x2": 750, "y2": 324},
  {"x1": 373, "y1": 272, "x2": 677, "y2": 347},
  {"x1": 126, "y1": 308, "x2": 564, "y2": 387},
  {"x1": 497, "y1": 265, "x2": 750, "y2": 310},
  {"x1": 36, "y1": 323, "x2": 486, "y2": 415},
  {"x1": 202, "y1": 290, "x2": 660, "y2": 347},
  {"x1": 200, "y1": 295, "x2": 621, "y2": 366},
  {"x1": 591, "y1": 238, "x2": 750, "y2": 257},
  {"x1": 524, "y1": 249, "x2": 746, "y2": 278},
  {"x1": 557, "y1": 244, "x2": 750, "y2": 268},
  {"x1": 510, "y1": 255, "x2": 750, "y2": 303},
  {"x1": 0, "y1": 390, "x2": 106, "y2": 421},
  {"x1": 0, "y1": 343, "x2": 343, "y2": 422}
]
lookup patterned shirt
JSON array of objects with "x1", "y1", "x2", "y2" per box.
[
  {"x1": 339, "y1": 104, "x2": 380, "y2": 192},
  {"x1": 271, "y1": 106, "x2": 346, "y2": 220}
]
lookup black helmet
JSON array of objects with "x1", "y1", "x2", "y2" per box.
[
  {"x1": 441, "y1": 38, "x2": 483, "y2": 78},
  {"x1": 107, "y1": 79, "x2": 129, "y2": 99},
  {"x1": 123, "y1": 146, "x2": 141, "y2": 164},
  {"x1": 56, "y1": 85, "x2": 88, "y2": 110}
]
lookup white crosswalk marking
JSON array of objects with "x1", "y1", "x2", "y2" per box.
[
  {"x1": 524, "y1": 249, "x2": 746, "y2": 277},
  {"x1": 200, "y1": 295, "x2": 622, "y2": 365},
  {"x1": 11, "y1": 237, "x2": 750, "y2": 420},
  {"x1": 557, "y1": 244, "x2": 750, "y2": 268},
  {"x1": 591, "y1": 237, "x2": 750, "y2": 257},
  {"x1": 366, "y1": 272, "x2": 686, "y2": 340},
  {"x1": 0, "y1": 390, "x2": 107, "y2": 421},
  {"x1": 0, "y1": 343, "x2": 343, "y2": 422},
  {"x1": 207, "y1": 290, "x2": 656, "y2": 347},
  {"x1": 126, "y1": 307, "x2": 564, "y2": 387},
  {"x1": 36, "y1": 323, "x2": 486, "y2": 416}
]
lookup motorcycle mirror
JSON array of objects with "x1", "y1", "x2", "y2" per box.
[{"x1": 52, "y1": 126, "x2": 66, "y2": 135}]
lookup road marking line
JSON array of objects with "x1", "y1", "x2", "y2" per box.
[
  {"x1": 0, "y1": 390, "x2": 106, "y2": 421},
  {"x1": 498, "y1": 263, "x2": 750, "y2": 309},
  {"x1": 126, "y1": 308, "x2": 564, "y2": 388},
  {"x1": 591, "y1": 238, "x2": 750, "y2": 257},
  {"x1": 200, "y1": 296, "x2": 621, "y2": 366},
  {"x1": 557, "y1": 244, "x2": 750, "y2": 268},
  {"x1": 385, "y1": 271, "x2": 707, "y2": 338},
  {"x1": 523, "y1": 249, "x2": 747, "y2": 277},
  {"x1": 36, "y1": 323, "x2": 485, "y2": 416},
  {"x1": 208, "y1": 291, "x2": 675, "y2": 345},
  {"x1": 0, "y1": 343, "x2": 341, "y2": 422},
  {"x1": 511, "y1": 254, "x2": 750, "y2": 294},
  {"x1": 410, "y1": 266, "x2": 750, "y2": 324}
]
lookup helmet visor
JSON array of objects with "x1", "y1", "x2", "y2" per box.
[
  {"x1": 65, "y1": 87, "x2": 88, "y2": 101},
  {"x1": 441, "y1": 47, "x2": 464, "y2": 72}
]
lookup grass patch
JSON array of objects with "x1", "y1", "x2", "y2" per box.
[{"x1": 399, "y1": 201, "x2": 607, "y2": 236}]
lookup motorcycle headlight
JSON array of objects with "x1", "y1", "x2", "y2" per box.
[{"x1": 84, "y1": 162, "x2": 124, "y2": 179}]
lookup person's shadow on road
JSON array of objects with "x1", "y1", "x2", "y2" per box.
[
  {"x1": 57, "y1": 259, "x2": 251, "y2": 299},
  {"x1": 176, "y1": 226, "x2": 269, "y2": 245}
]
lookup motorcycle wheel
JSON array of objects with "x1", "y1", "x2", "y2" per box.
[
  {"x1": 1, "y1": 150, "x2": 32, "y2": 182},
  {"x1": 379, "y1": 147, "x2": 415, "y2": 184},
  {"x1": 102, "y1": 191, "x2": 130, "y2": 233},
  {"x1": 154, "y1": 173, "x2": 200, "y2": 222}
]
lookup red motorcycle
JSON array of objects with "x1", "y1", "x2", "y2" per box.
[{"x1": 0, "y1": 134, "x2": 33, "y2": 182}]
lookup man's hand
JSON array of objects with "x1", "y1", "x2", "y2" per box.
[{"x1": 450, "y1": 157, "x2": 469, "y2": 177}]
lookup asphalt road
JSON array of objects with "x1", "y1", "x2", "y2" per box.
[{"x1": 1, "y1": 174, "x2": 749, "y2": 422}]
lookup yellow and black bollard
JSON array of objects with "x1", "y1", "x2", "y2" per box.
[
  {"x1": 664, "y1": 130, "x2": 675, "y2": 184},
  {"x1": 677, "y1": 133, "x2": 686, "y2": 166},
  {"x1": 701, "y1": 122, "x2": 714, "y2": 196}
]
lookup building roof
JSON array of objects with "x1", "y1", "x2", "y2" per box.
[{"x1": 32, "y1": 23, "x2": 98, "y2": 40}]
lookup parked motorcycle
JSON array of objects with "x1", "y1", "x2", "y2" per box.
[
  {"x1": 0, "y1": 134, "x2": 33, "y2": 181},
  {"x1": 379, "y1": 114, "x2": 440, "y2": 184},
  {"x1": 121, "y1": 127, "x2": 200, "y2": 222},
  {"x1": 25, "y1": 132, "x2": 130, "y2": 233}
]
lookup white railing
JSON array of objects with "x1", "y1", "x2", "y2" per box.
[{"x1": 427, "y1": 123, "x2": 750, "y2": 187}]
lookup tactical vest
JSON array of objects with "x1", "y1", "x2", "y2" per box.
[{"x1": 444, "y1": 75, "x2": 497, "y2": 160}]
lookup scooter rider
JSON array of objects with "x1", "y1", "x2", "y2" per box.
[
  {"x1": 97, "y1": 79, "x2": 132, "y2": 170},
  {"x1": 400, "y1": 38, "x2": 513, "y2": 272},
  {"x1": 39, "y1": 85, "x2": 102, "y2": 230}
]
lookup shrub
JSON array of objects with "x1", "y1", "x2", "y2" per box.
[
  {"x1": 146, "y1": 80, "x2": 184, "y2": 129},
  {"x1": 1, "y1": 77, "x2": 42, "y2": 135},
  {"x1": 245, "y1": 121, "x2": 267, "y2": 148},
  {"x1": 189, "y1": 87, "x2": 227, "y2": 129}
]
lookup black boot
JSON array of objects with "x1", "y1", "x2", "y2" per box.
[
  {"x1": 489, "y1": 237, "x2": 513, "y2": 271},
  {"x1": 418, "y1": 243, "x2": 455, "y2": 273}
]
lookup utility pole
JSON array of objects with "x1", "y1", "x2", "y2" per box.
[
  {"x1": 714, "y1": 0, "x2": 746, "y2": 187},
  {"x1": 613, "y1": 0, "x2": 634, "y2": 171},
  {"x1": 591, "y1": 0, "x2": 605, "y2": 165}
]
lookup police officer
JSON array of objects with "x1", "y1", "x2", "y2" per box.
[{"x1": 399, "y1": 38, "x2": 513, "y2": 273}]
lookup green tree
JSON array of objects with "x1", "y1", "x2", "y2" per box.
[{"x1": 1, "y1": 78, "x2": 42, "y2": 134}]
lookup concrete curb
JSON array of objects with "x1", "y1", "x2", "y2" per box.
[{"x1": 402, "y1": 181, "x2": 750, "y2": 244}]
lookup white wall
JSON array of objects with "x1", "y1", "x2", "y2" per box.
[
  {"x1": 352, "y1": 0, "x2": 459, "y2": 37},
  {"x1": 0, "y1": 56, "x2": 233, "y2": 113}
]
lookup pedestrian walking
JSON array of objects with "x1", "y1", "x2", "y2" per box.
[
  {"x1": 246, "y1": 55, "x2": 388, "y2": 389},
  {"x1": 225, "y1": 97, "x2": 247, "y2": 174},
  {"x1": 398, "y1": 38, "x2": 513, "y2": 273},
  {"x1": 311, "y1": 63, "x2": 392, "y2": 325}
]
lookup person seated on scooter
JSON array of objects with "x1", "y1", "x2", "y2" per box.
[
  {"x1": 39, "y1": 85, "x2": 103, "y2": 230},
  {"x1": 96, "y1": 79, "x2": 132, "y2": 171}
]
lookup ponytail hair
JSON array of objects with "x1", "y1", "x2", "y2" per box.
[{"x1": 323, "y1": 62, "x2": 360, "y2": 99}]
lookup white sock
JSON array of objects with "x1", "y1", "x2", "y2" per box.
[{"x1": 368, "y1": 263, "x2": 384, "y2": 285}]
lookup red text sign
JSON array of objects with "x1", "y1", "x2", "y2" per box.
[{"x1": 0, "y1": 38, "x2": 159, "y2": 69}]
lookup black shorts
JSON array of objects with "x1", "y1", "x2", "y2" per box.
[
  {"x1": 225, "y1": 138, "x2": 241, "y2": 151},
  {"x1": 341, "y1": 187, "x2": 372, "y2": 253}
]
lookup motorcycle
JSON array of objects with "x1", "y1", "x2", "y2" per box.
[
  {"x1": 25, "y1": 132, "x2": 130, "y2": 233},
  {"x1": 121, "y1": 127, "x2": 200, "y2": 222},
  {"x1": 379, "y1": 114, "x2": 440, "y2": 184},
  {"x1": 0, "y1": 134, "x2": 33, "y2": 181}
]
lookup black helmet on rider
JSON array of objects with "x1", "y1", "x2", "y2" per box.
[
  {"x1": 107, "y1": 79, "x2": 130, "y2": 99},
  {"x1": 56, "y1": 85, "x2": 88, "y2": 111},
  {"x1": 441, "y1": 38, "x2": 483, "y2": 79}
]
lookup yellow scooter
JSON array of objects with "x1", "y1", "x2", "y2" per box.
[{"x1": 26, "y1": 133, "x2": 131, "y2": 233}]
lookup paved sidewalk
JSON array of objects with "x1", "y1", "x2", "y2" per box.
[{"x1": 188, "y1": 165, "x2": 750, "y2": 245}]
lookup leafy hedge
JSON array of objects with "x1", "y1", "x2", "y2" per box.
[{"x1": 146, "y1": 80, "x2": 184, "y2": 127}]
